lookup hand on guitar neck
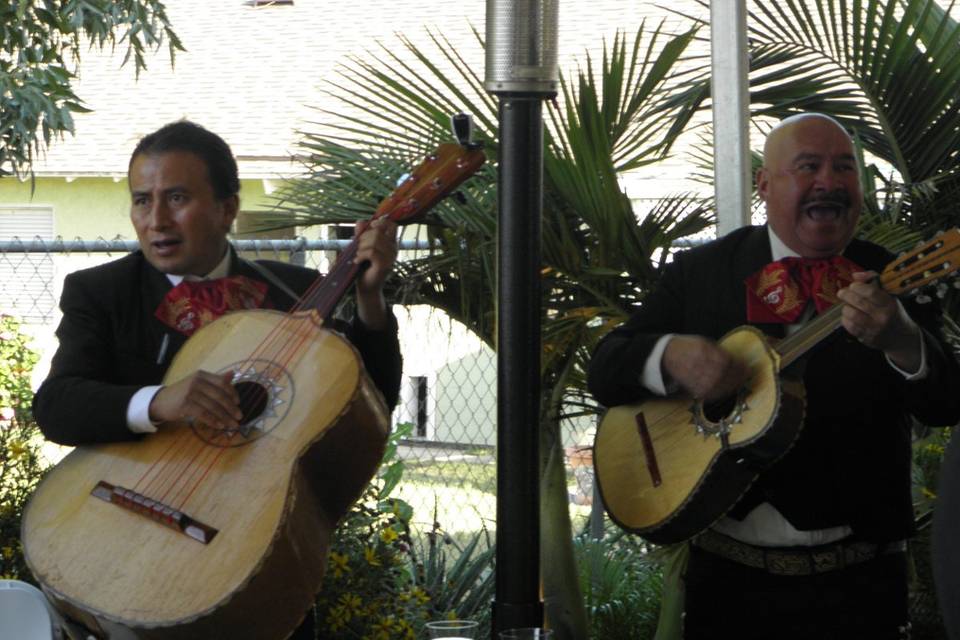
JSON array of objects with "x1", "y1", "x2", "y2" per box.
[
  {"x1": 353, "y1": 217, "x2": 399, "y2": 331},
  {"x1": 837, "y1": 270, "x2": 922, "y2": 372},
  {"x1": 662, "y1": 334, "x2": 750, "y2": 401}
]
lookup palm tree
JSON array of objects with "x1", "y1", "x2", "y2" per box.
[
  {"x1": 269, "y1": 22, "x2": 712, "y2": 639},
  {"x1": 714, "y1": 0, "x2": 960, "y2": 252}
]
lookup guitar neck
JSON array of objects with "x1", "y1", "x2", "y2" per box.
[
  {"x1": 279, "y1": 141, "x2": 487, "y2": 322},
  {"x1": 294, "y1": 238, "x2": 364, "y2": 322},
  {"x1": 775, "y1": 304, "x2": 844, "y2": 370},
  {"x1": 775, "y1": 229, "x2": 960, "y2": 369}
]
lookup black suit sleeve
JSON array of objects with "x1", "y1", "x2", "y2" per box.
[
  {"x1": 587, "y1": 252, "x2": 687, "y2": 408},
  {"x1": 33, "y1": 272, "x2": 144, "y2": 445},
  {"x1": 343, "y1": 312, "x2": 402, "y2": 411},
  {"x1": 896, "y1": 298, "x2": 960, "y2": 427}
]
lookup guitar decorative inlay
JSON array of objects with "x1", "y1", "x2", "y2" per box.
[
  {"x1": 690, "y1": 386, "x2": 751, "y2": 440},
  {"x1": 190, "y1": 359, "x2": 295, "y2": 447}
]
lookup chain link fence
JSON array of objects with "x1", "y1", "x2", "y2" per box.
[{"x1": 1, "y1": 236, "x2": 600, "y2": 541}]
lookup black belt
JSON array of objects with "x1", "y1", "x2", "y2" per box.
[{"x1": 691, "y1": 528, "x2": 907, "y2": 576}]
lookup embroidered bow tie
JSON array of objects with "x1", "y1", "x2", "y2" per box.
[
  {"x1": 744, "y1": 255, "x2": 861, "y2": 323},
  {"x1": 155, "y1": 275, "x2": 269, "y2": 336}
]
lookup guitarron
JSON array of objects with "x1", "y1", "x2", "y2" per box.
[
  {"x1": 594, "y1": 229, "x2": 960, "y2": 545},
  {"x1": 21, "y1": 141, "x2": 485, "y2": 639}
]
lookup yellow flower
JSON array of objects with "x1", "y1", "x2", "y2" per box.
[
  {"x1": 326, "y1": 604, "x2": 350, "y2": 631},
  {"x1": 7, "y1": 440, "x2": 27, "y2": 459},
  {"x1": 339, "y1": 592, "x2": 363, "y2": 615},
  {"x1": 923, "y1": 487, "x2": 937, "y2": 499},
  {"x1": 329, "y1": 551, "x2": 350, "y2": 578},
  {"x1": 364, "y1": 546, "x2": 381, "y2": 567},
  {"x1": 396, "y1": 618, "x2": 415, "y2": 640},
  {"x1": 1, "y1": 547, "x2": 13, "y2": 560},
  {"x1": 411, "y1": 586, "x2": 430, "y2": 604},
  {"x1": 369, "y1": 616, "x2": 395, "y2": 640},
  {"x1": 380, "y1": 527, "x2": 398, "y2": 544}
]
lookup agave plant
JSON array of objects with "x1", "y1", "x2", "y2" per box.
[{"x1": 268, "y1": 20, "x2": 713, "y2": 639}]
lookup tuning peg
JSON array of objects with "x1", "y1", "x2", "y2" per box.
[{"x1": 451, "y1": 113, "x2": 483, "y2": 150}]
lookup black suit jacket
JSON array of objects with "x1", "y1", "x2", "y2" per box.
[
  {"x1": 587, "y1": 225, "x2": 960, "y2": 541},
  {"x1": 33, "y1": 250, "x2": 402, "y2": 446}
]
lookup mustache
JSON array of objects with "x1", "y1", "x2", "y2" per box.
[{"x1": 801, "y1": 190, "x2": 852, "y2": 208}]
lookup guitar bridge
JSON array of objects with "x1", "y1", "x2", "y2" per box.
[{"x1": 91, "y1": 481, "x2": 218, "y2": 544}]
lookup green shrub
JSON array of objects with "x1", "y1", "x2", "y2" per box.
[
  {"x1": 0, "y1": 315, "x2": 45, "y2": 580},
  {"x1": 576, "y1": 527, "x2": 662, "y2": 640},
  {"x1": 316, "y1": 423, "x2": 495, "y2": 639},
  {"x1": 407, "y1": 507, "x2": 494, "y2": 630}
]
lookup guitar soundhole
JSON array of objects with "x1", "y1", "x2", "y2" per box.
[
  {"x1": 702, "y1": 394, "x2": 738, "y2": 423},
  {"x1": 235, "y1": 381, "x2": 269, "y2": 425}
]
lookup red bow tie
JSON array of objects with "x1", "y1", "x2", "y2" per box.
[
  {"x1": 745, "y1": 255, "x2": 861, "y2": 323},
  {"x1": 155, "y1": 275, "x2": 269, "y2": 336}
]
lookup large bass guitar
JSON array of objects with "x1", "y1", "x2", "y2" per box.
[
  {"x1": 22, "y1": 141, "x2": 485, "y2": 639},
  {"x1": 594, "y1": 230, "x2": 960, "y2": 545}
]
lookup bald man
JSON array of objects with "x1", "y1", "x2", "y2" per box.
[{"x1": 588, "y1": 114, "x2": 960, "y2": 639}]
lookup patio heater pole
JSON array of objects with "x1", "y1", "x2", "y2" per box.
[{"x1": 484, "y1": 0, "x2": 558, "y2": 637}]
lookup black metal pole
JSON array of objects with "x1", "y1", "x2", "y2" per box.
[{"x1": 493, "y1": 93, "x2": 545, "y2": 637}]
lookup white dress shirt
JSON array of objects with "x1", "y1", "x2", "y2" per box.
[{"x1": 126, "y1": 250, "x2": 233, "y2": 433}]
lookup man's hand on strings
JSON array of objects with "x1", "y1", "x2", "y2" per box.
[
  {"x1": 149, "y1": 370, "x2": 242, "y2": 429},
  {"x1": 837, "y1": 270, "x2": 922, "y2": 371},
  {"x1": 353, "y1": 217, "x2": 398, "y2": 330},
  {"x1": 662, "y1": 335, "x2": 749, "y2": 401}
]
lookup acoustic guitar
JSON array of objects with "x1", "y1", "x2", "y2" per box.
[
  {"x1": 21, "y1": 141, "x2": 486, "y2": 639},
  {"x1": 593, "y1": 229, "x2": 960, "y2": 545}
]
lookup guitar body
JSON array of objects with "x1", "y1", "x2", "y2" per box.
[
  {"x1": 593, "y1": 326, "x2": 806, "y2": 545},
  {"x1": 22, "y1": 309, "x2": 390, "y2": 639}
]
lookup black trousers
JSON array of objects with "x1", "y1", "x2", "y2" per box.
[{"x1": 683, "y1": 544, "x2": 910, "y2": 640}]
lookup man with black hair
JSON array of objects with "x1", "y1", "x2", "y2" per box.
[{"x1": 33, "y1": 120, "x2": 402, "y2": 639}]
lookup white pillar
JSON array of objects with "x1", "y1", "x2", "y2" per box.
[{"x1": 711, "y1": 0, "x2": 752, "y2": 237}]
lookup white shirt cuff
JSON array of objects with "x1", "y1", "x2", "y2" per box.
[
  {"x1": 127, "y1": 386, "x2": 163, "y2": 433},
  {"x1": 884, "y1": 301, "x2": 928, "y2": 380},
  {"x1": 641, "y1": 334, "x2": 676, "y2": 396},
  {"x1": 885, "y1": 326, "x2": 928, "y2": 380}
]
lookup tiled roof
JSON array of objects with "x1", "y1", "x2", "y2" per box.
[{"x1": 32, "y1": 0, "x2": 705, "y2": 178}]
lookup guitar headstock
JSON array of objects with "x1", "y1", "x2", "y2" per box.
[
  {"x1": 373, "y1": 143, "x2": 487, "y2": 225},
  {"x1": 881, "y1": 228, "x2": 960, "y2": 297}
]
